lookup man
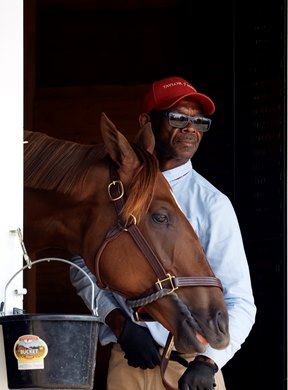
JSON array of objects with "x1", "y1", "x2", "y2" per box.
[{"x1": 70, "y1": 76, "x2": 256, "y2": 390}]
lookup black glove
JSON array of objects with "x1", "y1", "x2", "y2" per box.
[
  {"x1": 117, "y1": 318, "x2": 161, "y2": 369},
  {"x1": 178, "y1": 359, "x2": 217, "y2": 390}
]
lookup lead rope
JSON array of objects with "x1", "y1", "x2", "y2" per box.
[
  {"x1": 161, "y1": 333, "x2": 177, "y2": 390},
  {"x1": 160, "y1": 332, "x2": 190, "y2": 390}
]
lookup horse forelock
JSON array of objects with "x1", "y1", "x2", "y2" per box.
[
  {"x1": 121, "y1": 144, "x2": 159, "y2": 223},
  {"x1": 24, "y1": 131, "x2": 105, "y2": 194}
]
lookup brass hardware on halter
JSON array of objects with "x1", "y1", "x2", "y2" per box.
[
  {"x1": 123, "y1": 214, "x2": 137, "y2": 231},
  {"x1": 155, "y1": 273, "x2": 178, "y2": 295},
  {"x1": 165, "y1": 335, "x2": 174, "y2": 359},
  {"x1": 132, "y1": 308, "x2": 154, "y2": 322},
  {"x1": 133, "y1": 311, "x2": 140, "y2": 322},
  {"x1": 108, "y1": 180, "x2": 124, "y2": 201},
  {"x1": 130, "y1": 214, "x2": 137, "y2": 224}
]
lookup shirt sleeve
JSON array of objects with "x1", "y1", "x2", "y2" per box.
[
  {"x1": 198, "y1": 194, "x2": 257, "y2": 369},
  {"x1": 69, "y1": 255, "x2": 121, "y2": 322}
]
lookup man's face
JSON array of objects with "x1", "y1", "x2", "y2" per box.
[{"x1": 152, "y1": 98, "x2": 205, "y2": 171}]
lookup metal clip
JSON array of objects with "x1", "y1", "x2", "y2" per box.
[
  {"x1": 133, "y1": 311, "x2": 140, "y2": 322},
  {"x1": 9, "y1": 227, "x2": 32, "y2": 268},
  {"x1": 165, "y1": 335, "x2": 174, "y2": 359}
]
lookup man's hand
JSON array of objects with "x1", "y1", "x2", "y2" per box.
[
  {"x1": 178, "y1": 358, "x2": 218, "y2": 390},
  {"x1": 118, "y1": 318, "x2": 161, "y2": 369}
]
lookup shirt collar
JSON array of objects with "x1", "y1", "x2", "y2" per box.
[{"x1": 162, "y1": 160, "x2": 193, "y2": 182}]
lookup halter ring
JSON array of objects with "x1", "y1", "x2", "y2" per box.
[{"x1": 124, "y1": 214, "x2": 137, "y2": 231}]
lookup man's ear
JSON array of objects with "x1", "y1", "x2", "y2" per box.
[{"x1": 138, "y1": 113, "x2": 151, "y2": 128}]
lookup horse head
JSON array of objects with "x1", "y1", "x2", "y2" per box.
[{"x1": 24, "y1": 113, "x2": 229, "y2": 355}]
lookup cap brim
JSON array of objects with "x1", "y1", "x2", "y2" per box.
[{"x1": 156, "y1": 92, "x2": 215, "y2": 116}]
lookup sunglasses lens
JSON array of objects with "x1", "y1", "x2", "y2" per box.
[
  {"x1": 192, "y1": 117, "x2": 211, "y2": 132},
  {"x1": 168, "y1": 113, "x2": 188, "y2": 128},
  {"x1": 167, "y1": 113, "x2": 211, "y2": 131}
]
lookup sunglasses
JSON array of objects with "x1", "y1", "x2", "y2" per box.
[{"x1": 164, "y1": 111, "x2": 211, "y2": 132}]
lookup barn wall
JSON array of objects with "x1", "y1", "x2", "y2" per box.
[{"x1": 0, "y1": 1, "x2": 24, "y2": 389}]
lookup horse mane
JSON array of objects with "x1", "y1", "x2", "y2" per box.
[
  {"x1": 24, "y1": 131, "x2": 159, "y2": 223},
  {"x1": 24, "y1": 130, "x2": 105, "y2": 194}
]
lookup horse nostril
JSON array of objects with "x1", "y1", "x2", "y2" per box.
[{"x1": 215, "y1": 309, "x2": 229, "y2": 334}]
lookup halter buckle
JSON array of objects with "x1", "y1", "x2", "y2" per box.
[
  {"x1": 155, "y1": 273, "x2": 178, "y2": 295},
  {"x1": 108, "y1": 180, "x2": 124, "y2": 201}
]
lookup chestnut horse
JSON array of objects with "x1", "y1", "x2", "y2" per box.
[{"x1": 24, "y1": 113, "x2": 229, "y2": 386}]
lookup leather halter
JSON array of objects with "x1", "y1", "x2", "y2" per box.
[{"x1": 94, "y1": 161, "x2": 223, "y2": 390}]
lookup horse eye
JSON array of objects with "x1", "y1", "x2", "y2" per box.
[{"x1": 152, "y1": 213, "x2": 169, "y2": 224}]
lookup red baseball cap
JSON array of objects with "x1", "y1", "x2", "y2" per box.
[{"x1": 142, "y1": 76, "x2": 215, "y2": 115}]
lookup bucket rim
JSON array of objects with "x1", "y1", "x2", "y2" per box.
[{"x1": 0, "y1": 313, "x2": 100, "y2": 323}]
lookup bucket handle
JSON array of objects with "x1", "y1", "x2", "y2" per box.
[{"x1": 2, "y1": 258, "x2": 98, "y2": 317}]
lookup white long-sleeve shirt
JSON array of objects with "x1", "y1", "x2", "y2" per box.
[{"x1": 70, "y1": 160, "x2": 256, "y2": 369}]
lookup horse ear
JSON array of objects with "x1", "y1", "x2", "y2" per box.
[
  {"x1": 133, "y1": 122, "x2": 155, "y2": 154},
  {"x1": 100, "y1": 112, "x2": 138, "y2": 168}
]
